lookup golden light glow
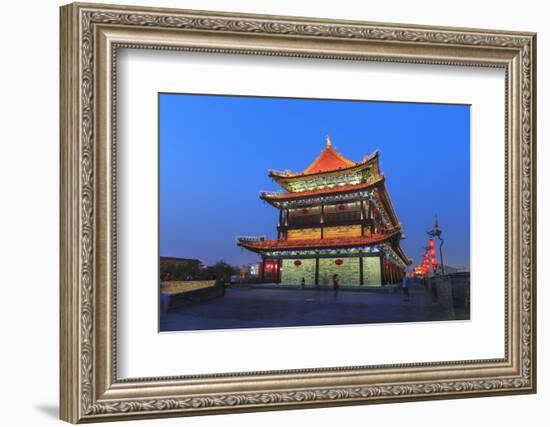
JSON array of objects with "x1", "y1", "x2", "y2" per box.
[
  {"x1": 287, "y1": 228, "x2": 322, "y2": 240},
  {"x1": 323, "y1": 225, "x2": 362, "y2": 239}
]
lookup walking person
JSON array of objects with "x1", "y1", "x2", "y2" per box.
[
  {"x1": 332, "y1": 274, "x2": 340, "y2": 292},
  {"x1": 300, "y1": 277, "x2": 305, "y2": 290},
  {"x1": 402, "y1": 272, "x2": 410, "y2": 301}
]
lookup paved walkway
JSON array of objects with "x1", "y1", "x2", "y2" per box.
[{"x1": 160, "y1": 284, "x2": 466, "y2": 332}]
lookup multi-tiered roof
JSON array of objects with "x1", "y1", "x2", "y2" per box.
[{"x1": 238, "y1": 136, "x2": 410, "y2": 266}]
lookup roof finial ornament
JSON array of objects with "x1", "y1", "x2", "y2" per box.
[
  {"x1": 326, "y1": 135, "x2": 332, "y2": 147},
  {"x1": 434, "y1": 215, "x2": 440, "y2": 230}
]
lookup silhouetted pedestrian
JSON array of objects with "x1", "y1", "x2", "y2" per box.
[
  {"x1": 300, "y1": 277, "x2": 305, "y2": 289},
  {"x1": 402, "y1": 273, "x2": 410, "y2": 301},
  {"x1": 332, "y1": 274, "x2": 340, "y2": 292}
]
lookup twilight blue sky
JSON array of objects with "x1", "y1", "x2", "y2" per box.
[{"x1": 159, "y1": 93, "x2": 470, "y2": 270}]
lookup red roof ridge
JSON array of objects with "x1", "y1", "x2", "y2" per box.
[
  {"x1": 301, "y1": 136, "x2": 356, "y2": 175},
  {"x1": 268, "y1": 141, "x2": 379, "y2": 180},
  {"x1": 301, "y1": 136, "x2": 357, "y2": 175}
]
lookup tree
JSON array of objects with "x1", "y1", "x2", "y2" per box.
[
  {"x1": 201, "y1": 261, "x2": 238, "y2": 283},
  {"x1": 160, "y1": 262, "x2": 201, "y2": 281}
]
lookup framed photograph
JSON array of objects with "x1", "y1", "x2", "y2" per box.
[{"x1": 60, "y1": 2, "x2": 537, "y2": 423}]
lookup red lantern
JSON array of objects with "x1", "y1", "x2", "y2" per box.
[
  {"x1": 294, "y1": 260, "x2": 302, "y2": 267},
  {"x1": 301, "y1": 208, "x2": 309, "y2": 214},
  {"x1": 335, "y1": 259, "x2": 343, "y2": 266},
  {"x1": 338, "y1": 204, "x2": 347, "y2": 211}
]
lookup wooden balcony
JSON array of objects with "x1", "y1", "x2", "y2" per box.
[
  {"x1": 325, "y1": 210, "x2": 361, "y2": 224},
  {"x1": 279, "y1": 218, "x2": 374, "y2": 233},
  {"x1": 287, "y1": 214, "x2": 321, "y2": 227}
]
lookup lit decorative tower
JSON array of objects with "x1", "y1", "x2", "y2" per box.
[{"x1": 237, "y1": 136, "x2": 410, "y2": 286}]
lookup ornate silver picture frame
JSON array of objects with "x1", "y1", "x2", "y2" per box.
[{"x1": 60, "y1": 2, "x2": 536, "y2": 423}]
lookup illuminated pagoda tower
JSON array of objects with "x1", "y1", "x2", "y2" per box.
[{"x1": 237, "y1": 136, "x2": 410, "y2": 286}]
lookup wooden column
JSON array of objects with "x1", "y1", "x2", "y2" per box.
[
  {"x1": 368, "y1": 200, "x2": 374, "y2": 235},
  {"x1": 379, "y1": 255, "x2": 385, "y2": 285},
  {"x1": 277, "y1": 208, "x2": 283, "y2": 240},
  {"x1": 359, "y1": 253, "x2": 364, "y2": 285},
  {"x1": 360, "y1": 200, "x2": 365, "y2": 237},
  {"x1": 315, "y1": 257, "x2": 320, "y2": 285},
  {"x1": 321, "y1": 204, "x2": 325, "y2": 238},
  {"x1": 276, "y1": 259, "x2": 282, "y2": 283},
  {"x1": 284, "y1": 208, "x2": 289, "y2": 240},
  {"x1": 260, "y1": 257, "x2": 265, "y2": 282}
]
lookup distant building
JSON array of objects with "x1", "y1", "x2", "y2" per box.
[
  {"x1": 160, "y1": 256, "x2": 202, "y2": 268},
  {"x1": 237, "y1": 136, "x2": 411, "y2": 286},
  {"x1": 249, "y1": 264, "x2": 260, "y2": 276}
]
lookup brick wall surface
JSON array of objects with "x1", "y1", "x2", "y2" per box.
[
  {"x1": 281, "y1": 258, "x2": 316, "y2": 285},
  {"x1": 319, "y1": 257, "x2": 360, "y2": 285},
  {"x1": 363, "y1": 256, "x2": 381, "y2": 286}
]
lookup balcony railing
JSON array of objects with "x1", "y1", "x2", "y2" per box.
[
  {"x1": 235, "y1": 235, "x2": 267, "y2": 244},
  {"x1": 283, "y1": 211, "x2": 363, "y2": 228},
  {"x1": 259, "y1": 190, "x2": 285, "y2": 198}
]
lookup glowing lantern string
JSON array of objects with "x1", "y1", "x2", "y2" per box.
[{"x1": 414, "y1": 238, "x2": 439, "y2": 278}]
